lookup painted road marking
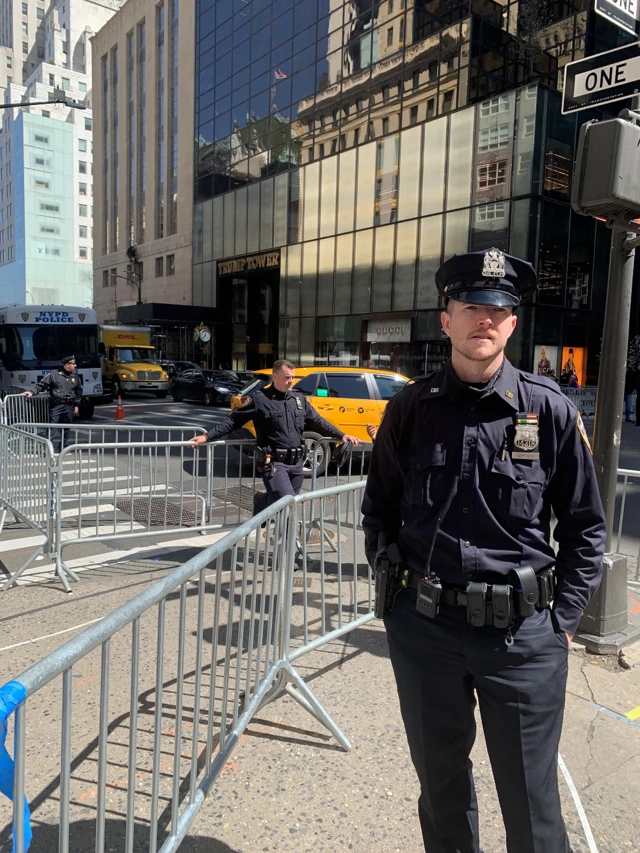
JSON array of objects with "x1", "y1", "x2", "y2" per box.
[{"x1": 625, "y1": 705, "x2": 640, "y2": 721}]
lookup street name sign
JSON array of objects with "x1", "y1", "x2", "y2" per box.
[
  {"x1": 594, "y1": 0, "x2": 639, "y2": 36},
  {"x1": 562, "y1": 42, "x2": 640, "y2": 114}
]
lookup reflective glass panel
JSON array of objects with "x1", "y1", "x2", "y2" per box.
[
  {"x1": 421, "y1": 117, "x2": 446, "y2": 216},
  {"x1": 334, "y1": 232, "x2": 353, "y2": 315},
  {"x1": 234, "y1": 186, "x2": 248, "y2": 255},
  {"x1": 398, "y1": 125, "x2": 422, "y2": 222},
  {"x1": 395, "y1": 219, "x2": 418, "y2": 311},
  {"x1": 320, "y1": 157, "x2": 337, "y2": 238},
  {"x1": 247, "y1": 183, "x2": 260, "y2": 253},
  {"x1": 301, "y1": 239, "x2": 318, "y2": 317},
  {"x1": 337, "y1": 149, "x2": 356, "y2": 234},
  {"x1": 260, "y1": 177, "x2": 274, "y2": 249},
  {"x1": 417, "y1": 215, "x2": 443, "y2": 310},
  {"x1": 356, "y1": 142, "x2": 376, "y2": 231},
  {"x1": 446, "y1": 109, "x2": 474, "y2": 211},
  {"x1": 317, "y1": 236, "x2": 335, "y2": 315},
  {"x1": 303, "y1": 162, "x2": 320, "y2": 242},
  {"x1": 353, "y1": 229, "x2": 373, "y2": 314},
  {"x1": 372, "y1": 224, "x2": 395, "y2": 312}
]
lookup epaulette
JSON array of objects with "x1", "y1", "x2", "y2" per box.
[
  {"x1": 519, "y1": 371, "x2": 569, "y2": 399},
  {"x1": 406, "y1": 370, "x2": 438, "y2": 388}
]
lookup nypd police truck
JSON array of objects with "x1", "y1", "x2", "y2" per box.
[{"x1": 0, "y1": 305, "x2": 102, "y2": 418}]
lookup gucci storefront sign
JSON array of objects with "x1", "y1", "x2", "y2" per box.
[{"x1": 366, "y1": 319, "x2": 411, "y2": 343}]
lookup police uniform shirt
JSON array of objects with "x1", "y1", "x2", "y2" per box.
[
  {"x1": 361, "y1": 358, "x2": 606, "y2": 636},
  {"x1": 36, "y1": 369, "x2": 83, "y2": 404},
  {"x1": 206, "y1": 384, "x2": 345, "y2": 448}
]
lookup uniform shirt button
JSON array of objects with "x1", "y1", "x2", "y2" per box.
[
  {"x1": 467, "y1": 438, "x2": 475, "y2": 445},
  {"x1": 416, "y1": 462, "x2": 422, "y2": 470},
  {"x1": 470, "y1": 406, "x2": 476, "y2": 412},
  {"x1": 516, "y1": 474, "x2": 524, "y2": 482},
  {"x1": 462, "y1": 507, "x2": 469, "y2": 513},
  {"x1": 464, "y1": 541, "x2": 471, "y2": 547},
  {"x1": 462, "y1": 473, "x2": 470, "y2": 480}
]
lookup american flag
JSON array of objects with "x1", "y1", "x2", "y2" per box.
[{"x1": 274, "y1": 68, "x2": 288, "y2": 80}]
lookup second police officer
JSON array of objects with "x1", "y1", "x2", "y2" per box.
[
  {"x1": 25, "y1": 354, "x2": 83, "y2": 453},
  {"x1": 191, "y1": 359, "x2": 358, "y2": 512},
  {"x1": 362, "y1": 248, "x2": 606, "y2": 853}
]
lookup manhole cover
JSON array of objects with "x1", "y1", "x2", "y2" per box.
[
  {"x1": 212, "y1": 485, "x2": 263, "y2": 514},
  {"x1": 116, "y1": 497, "x2": 199, "y2": 527}
]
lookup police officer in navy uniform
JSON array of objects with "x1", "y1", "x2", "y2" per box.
[
  {"x1": 25, "y1": 354, "x2": 83, "y2": 452},
  {"x1": 191, "y1": 359, "x2": 359, "y2": 512},
  {"x1": 362, "y1": 248, "x2": 606, "y2": 853}
]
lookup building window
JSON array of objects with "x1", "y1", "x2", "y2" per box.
[
  {"x1": 6, "y1": 57, "x2": 11, "y2": 69},
  {"x1": 61, "y1": 78, "x2": 70, "y2": 90},
  {"x1": 22, "y1": 2, "x2": 28, "y2": 13},
  {"x1": 102, "y1": 270, "x2": 109, "y2": 288},
  {"x1": 78, "y1": 182, "x2": 87, "y2": 195},
  {"x1": 41, "y1": 110, "x2": 49, "y2": 118},
  {"x1": 48, "y1": 73, "x2": 54, "y2": 86},
  {"x1": 389, "y1": 0, "x2": 394, "y2": 11},
  {"x1": 40, "y1": 225, "x2": 58, "y2": 234},
  {"x1": 37, "y1": 7, "x2": 44, "y2": 18},
  {"x1": 476, "y1": 202, "x2": 506, "y2": 221},
  {"x1": 354, "y1": 126, "x2": 360, "y2": 146},
  {"x1": 426, "y1": 98, "x2": 435, "y2": 119},
  {"x1": 410, "y1": 105, "x2": 418, "y2": 125},
  {"x1": 35, "y1": 179, "x2": 49, "y2": 188},
  {"x1": 478, "y1": 124, "x2": 510, "y2": 151},
  {"x1": 79, "y1": 247, "x2": 88, "y2": 259},
  {"x1": 522, "y1": 115, "x2": 535, "y2": 137},
  {"x1": 155, "y1": 256, "x2": 163, "y2": 277},
  {"x1": 442, "y1": 91, "x2": 454, "y2": 112},
  {"x1": 37, "y1": 46, "x2": 44, "y2": 59},
  {"x1": 78, "y1": 160, "x2": 87, "y2": 173},
  {"x1": 84, "y1": 117, "x2": 92, "y2": 131},
  {"x1": 7, "y1": 224, "x2": 12, "y2": 238},
  {"x1": 78, "y1": 81, "x2": 86, "y2": 93},
  {"x1": 386, "y1": 27, "x2": 393, "y2": 47},
  {"x1": 39, "y1": 202, "x2": 59, "y2": 212},
  {"x1": 166, "y1": 253, "x2": 175, "y2": 275},
  {"x1": 447, "y1": 55, "x2": 455, "y2": 72},
  {"x1": 477, "y1": 160, "x2": 507, "y2": 190},
  {"x1": 428, "y1": 61, "x2": 437, "y2": 81},
  {"x1": 78, "y1": 138, "x2": 87, "y2": 152},
  {"x1": 518, "y1": 151, "x2": 532, "y2": 174},
  {"x1": 480, "y1": 95, "x2": 510, "y2": 116},
  {"x1": 79, "y1": 224, "x2": 87, "y2": 238},
  {"x1": 34, "y1": 133, "x2": 48, "y2": 143},
  {"x1": 22, "y1": 42, "x2": 28, "y2": 55},
  {"x1": 382, "y1": 117, "x2": 389, "y2": 135},
  {"x1": 382, "y1": 85, "x2": 390, "y2": 102},
  {"x1": 22, "y1": 23, "x2": 28, "y2": 35},
  {"x1": 399, "y1": 17, "x2": 404, "y2": 41},
  {"x1": 78, "y1": 203, "x2": 87, "y2": 216},
  {"x1": 413, "y1": 70, "x2": 420, "y2": 89}
]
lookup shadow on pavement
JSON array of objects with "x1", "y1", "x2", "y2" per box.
[{"x1": 14, "y1": 818, "x2": 241, "y2": 852}]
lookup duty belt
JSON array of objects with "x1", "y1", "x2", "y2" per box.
[
  {"x1": 265, "y1": 446, "x2": 305, "y2": 464},
  {"x1": 404, "y1": 566, "x2": 555, "y2": 628}
]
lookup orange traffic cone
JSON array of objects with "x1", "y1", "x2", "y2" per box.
[{"x1": 115, "y1": 395, "x2": 126, "y2": 420}]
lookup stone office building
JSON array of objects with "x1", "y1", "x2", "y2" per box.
[{"x1": 193, "y1": 0, "x2": 639, "y2": 378}]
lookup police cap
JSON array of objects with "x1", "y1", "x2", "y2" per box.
[
  {"x1": 435, "y1": 248, "x2": 537, "y2": 308},
  {"x1": 61, "y1": 354, "x2": 76, "y2": 365}
]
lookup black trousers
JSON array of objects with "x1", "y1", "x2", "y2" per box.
[
  {"x1": 253, "y1": 461, "x2": 305, "y2": 515},
  {"x1": 385, "y1": 590, "x2": 570, "y2": 853},
  {"x1": 50, "y1": 402, "x2": 74, "y2": 452}
]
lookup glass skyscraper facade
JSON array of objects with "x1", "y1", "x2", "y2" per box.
[{"x1": 193, "y1": 0, "x2": 640, "y2": 379}]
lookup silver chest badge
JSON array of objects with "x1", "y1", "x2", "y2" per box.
[
  {"x1": 482, "y1": 248, "x2": 506, "y2": 279},
  {"x1": 512, "y1": 419, "x2": 540, "y2": 461}
]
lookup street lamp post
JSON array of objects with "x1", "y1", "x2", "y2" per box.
[{"x1": 1, "y1": 97, "x2": 87, "y2": 111}]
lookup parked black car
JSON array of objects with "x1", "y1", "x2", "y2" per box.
[
  {"x1": 171, "y1": 369, "x2": 244, "y2": 405},
  {"x1": 163, "y1": 360, "x2": 201, "y2": 377}
]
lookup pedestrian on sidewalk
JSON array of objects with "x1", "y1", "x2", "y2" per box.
[
  {"x1": 190, "y1": 359, "x2": 358, "y2": 513},
  {"x1": 362, "y1": 247, "x2": 606, "y2": 853},
  {"x1": 624, "y1": 365, "x2": 636, "y2": 423},
  {"x1": 24, "y1": 355, "x2": 82, "y2": 452}
]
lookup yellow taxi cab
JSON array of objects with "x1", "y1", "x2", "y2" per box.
[{"x1": 231, "y1": 366, "x2": 409, "y2": 474}]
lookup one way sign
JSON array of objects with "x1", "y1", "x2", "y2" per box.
[
  {"x1": 595, "y1": 0, "x2": 639, "y2": 36},
  {"x1": 562, "y1": 42, "x2": 640, "y2": 114}
]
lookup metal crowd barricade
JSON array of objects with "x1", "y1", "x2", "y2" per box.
[
  {"x1": 0, "y1": 424, "x2": 56, "y2": 591},
  {"x1": 0, "y1": 490, "x2": 360, "y2": 853},
  {"x1": 0, "y1": 393, "x2": 50, "y2": 426},
  {"x1": 615, "y1": 468, "x2": 640, "y2": 581}
]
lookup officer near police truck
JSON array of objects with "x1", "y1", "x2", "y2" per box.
[
  {"x1": 24, "y1": 354, "x2": 83, "y2": 452},
  {"x1": 190, "y1": 359, "x2": 358, "y2": 512},
  {"x1": 362, "y1": 248, "x2": 606, "y2": 853}
]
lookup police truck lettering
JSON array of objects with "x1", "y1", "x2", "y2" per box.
[{"x1": 34, "y1": 311, "x2": 75, "y2": 324}]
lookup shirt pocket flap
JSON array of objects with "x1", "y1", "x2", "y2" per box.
[
  {"x1": 491, "y1": 455, "x2": 546, "y2": 486},
  {"x1": 399, "y1": 443, "x2": 446, "y2": 471}
]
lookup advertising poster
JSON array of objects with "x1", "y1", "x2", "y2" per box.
[
  {"x1": 561, "y1": 346, "x2": 586, "y2": 387},
  {"x1": 534, "y1": 345, "x2": 559, "y2": 381}
]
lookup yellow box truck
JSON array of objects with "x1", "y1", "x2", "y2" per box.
[{"x1": 100, "y1": 325, "x2": 170, "y2": 398}]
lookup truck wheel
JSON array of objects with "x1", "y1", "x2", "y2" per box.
[
  {"x1": 302, "y1": 431, "x2": 329, "y2": 478},
  {"x1": 112, "y1": 377, "x2": 123, "y2": 398},
  {"x1": 155, "y1": 391, "x2": 168, "y2": 399},
  {"x1": 78, "y1": 400, "x2": 95, "y2": 419}
]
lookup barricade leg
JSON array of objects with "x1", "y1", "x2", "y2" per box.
[
  {"x1": 1, "y1": 544, "x2": 45, "y2": 591},
  {"x1": 56, "y1": 551, "x2": 80, "y2": 593},
  {"x1": 0, "y1": 507, "x2": 7, "y2": 535},
  {"x1": 281, "y1": 661, "x2": 351, "y2": 751}
]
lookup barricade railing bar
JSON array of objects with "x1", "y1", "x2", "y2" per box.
[
  {"x1": 0, "y1": 483, "x2": 367, "y2": 852},
  {"x1": 615, "y1": 468, "x2": 640, "y2": 581},
  {"x1": 0, "y1": 425, "x2": 56, "y2": 590},
  {"x1": 0, "y1": 394, "x2": 49, "y2": 426}
]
